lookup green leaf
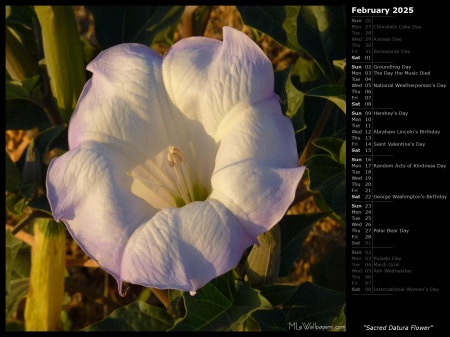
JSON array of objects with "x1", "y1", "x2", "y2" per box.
[
  {"x1": 333, "y1": 58, "x2": 346, "y2": 83},
  {"x1": 312, "y1": 171, "x2": 346, "y2": 225},
  {"x1": 340, "y1": 140, "x2": 346, "y2": 169},
  {"x1": 259, "y1": 283, "x2": 299, "y2": 306},
  {"x1": 6, "y1": 278, "x2": 29, "y2": 319},
  {"x1": 333, "y1": 58, "x2": 346, "y2": 72},
  {"x1": 6, "y1": 152, "x2": 23, "y2": 193},
  {"x1": 237, "y1": 6, "x2": 302, "y2": 52},
  {"x1": 279, "y1": 212, "x2": 331, "y2": 276},
  {"x1": 306, "y1": 154, "x2": 344, "y2": 188},
  {"x1": 6, "y1": 6, "x2": 39, "y2": 57},
  {"x1": 274, "y1": 65, "x2": 305, "y2": 133},
  {"x1": 83, "y1": 301, "x2": 174, "y2": 331},
  {"x1": 296, "y1": 6, "x2": 346, "y2": 83},
  {"x1": 136, "y1": 287, "x2": 152, "y2": 303},
  {"x1": 310, "y1": 246, "x2": 346, "y2": 293},
  {"x1": 312, "y1": 137, "x2": 344, "y2": 162},
  {"x1": 303, "y1": 152, "x2": 347, "y2": 225},
  {"x1": 34, "y1": 124, "x2": 67, "y2": 162},
  {"x1": 285, "y1": 72, "x2": 305, "y2": 133},
  {"x1": 5, "y1": 193, "x2": 26, "y2": 216},
  {"x1": 5, "y1": 76, "x2": 41, "y2": 101},
  {"x1": 274, "y1": 65, "x2": 291, "y2": 115},
  {"x1": 245, "y1": 308, "x2": 287, "y2": 331},
  {"x1": 151, "y1": 20, "x2": 179, "y2": 49},
  {"x1": 283, "y1": 282, "x2": 345, "y2": 327},
  {"x1": 305, "y1": 85, "x2": 346, "y2": 114},
  {"x1": 6, "y1": 320, "x2": 25, "y2": 331},
  {"x1": 60, "y1": 309, "x2": 73, "y2": 331},
  {"x1": 245, "y1": 225, "x2": 280, "y2": 287},
  {"x1": 26, "y1": 195, "x2": 52, "y2": 215},
  {"x1": 302, "y1": 94, "x2": 346, "y2": 144},
  {"x1": 242, "y1": 314, "x2": 261, "y2": 331},
  {"x1": 329, "y1": 304, "x2": 346, "y2": 331},
  {"x1": 5, "y1": 27, "x2": 40, "y2": 81},
  {"x1": 292, "y1": 53, "x2": 325, "y2": 91},
  {"x1": 11, "y1": 245, "x2": 32, "y2": 280},
  {"x1": 237, "y1": 6, "x2": 346, "y2": 82},
  {"x1": 17, "y1": 182, "x2": 38, "y2": 202},
  {"x1": 6, "y1": 99, "x2": 50, "y2": 130},
  {"x1": 88, "y1": 6, "x2": 185, "y2": 49},
  {"x1": 6, "y1": 230, "x2": 23, "y2": 295},
  {"x1": 6, "y1": 6, "x2": 37, "y2": 28},
  {"x1": 171, "y1": 272, "x2": 272, "y2": 331},
  {"x1": 168, "y1": 289, "x2": 184, "y2": 318},
  {"x1": 248, "y1": 27, "x2": 265, "y2": 42}
]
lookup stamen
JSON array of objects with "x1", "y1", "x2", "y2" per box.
[
  {"x1": 167, "y1": 146, "x2": 184, "y2": 167},
  {"x1": 167, "y1": 146, "x2": 195, "y2": 205},
  {"x1": 126, "y1": 146, "x2": 197, "y2": 207}
]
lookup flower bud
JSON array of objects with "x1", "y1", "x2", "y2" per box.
[
  {"x1": 22, "y1": 138, "x2": 42, "y2": 185},
  {"x1": 24, "y1": 218, "x2": 66, "y2": 331},
  {"x1": 34, "y1": 6, "x2": 86, "y2": 123}
]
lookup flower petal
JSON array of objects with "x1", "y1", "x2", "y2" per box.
[
  {"x1": 162, "y1": 26, "x2": 275, "y2": 137},
  {"x1": 68, "y1": 43, "x2": 215, "y2": 200},
  {"x1": 121, "y1": 200, "x2": 257, "y2": 293},
  {"x1": 211, "y1": 164, "x2": 305, "y2": 237},
  {"x1": 46, "y1": 141, "x2": 158, "y2": 282},
  {"x1": 214, "y1": 99, "x2": 299, "y2": 169},
  {"x1": 70, "y1": 44, "x2": 166, "y2": 150},
  {"x1": 210, "y1": 98, "x2": 305, "y2": 236}
]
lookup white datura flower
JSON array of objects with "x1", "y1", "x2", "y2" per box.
[{"x1": 46, "y1": 26, "x2": 306, "y2": 295}]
